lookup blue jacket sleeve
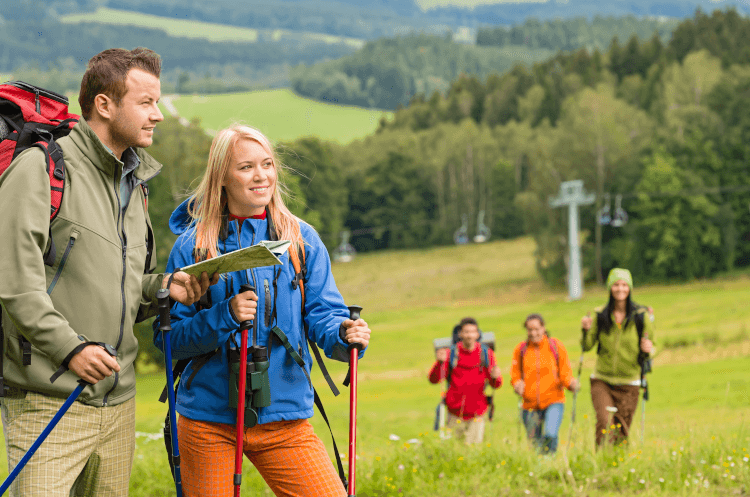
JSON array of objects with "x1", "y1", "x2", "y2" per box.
[
  {"x1": 302, "y1": 227, "x2": 366, "y2": 363},
  {"x1": 152, "y1": 235, "x2": 240, "y2": 360}
]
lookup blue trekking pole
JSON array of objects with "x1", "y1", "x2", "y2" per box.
[
  {"x1": 157, "y1": 288, "x2": 183, "y2": 497},
  {"x1": 0, "y1": 344, "x2": 117, "y2": 495}
]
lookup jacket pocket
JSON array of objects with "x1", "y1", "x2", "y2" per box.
[{"x1": 46, "y1": 229, "x2": 80, "y2": 296}]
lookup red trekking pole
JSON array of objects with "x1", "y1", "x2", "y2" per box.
[
  {"x1": 345, "y1": 305, "x2": 364, "y2": 497},
  {"x1": 234, "y1": 284, "x2": 254, "y2": 497}
]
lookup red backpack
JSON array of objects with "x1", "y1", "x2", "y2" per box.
[{"x1": 0, "y1": 81, "x2": 79, "y2": 265}]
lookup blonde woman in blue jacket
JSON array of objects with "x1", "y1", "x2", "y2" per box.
[{"x1": 154, "y1": 124, "x2": 371, "y2": 497}]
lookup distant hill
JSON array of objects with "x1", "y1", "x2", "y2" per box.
[{"x1": 422, "y1": 0, "x2": 750, "y2": 25}]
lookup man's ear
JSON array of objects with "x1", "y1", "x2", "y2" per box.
[{"x1": 92, "y1": 94, "x2": 114, "y2": 121}]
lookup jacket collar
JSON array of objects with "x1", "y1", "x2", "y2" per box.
[
  {"x1": 68, "y1": 117, "x2": 162, "y2": 181},
  {"x1": 527, "y1": 335, "x2": 549, "y2": 349}
]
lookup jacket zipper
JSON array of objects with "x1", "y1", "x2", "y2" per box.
[
  {"x1": 264, "y1": 279, "x2": 271, "y2": 327},
  {"x1": 46, "y1": 230, "x2": 79, "y2": 295},
  {"x1": 103, "y1": 173, "x2": 126, "y2": 406}
]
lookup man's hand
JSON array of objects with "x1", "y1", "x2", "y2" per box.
[
  {"x1": 513, "y1": 380, "x2": 525, "y2": 396},
  {"x1": 341, "y1": 318, "x2": 371, "y2": 349},
  {"x1": 165, "y1": 271, "x2": 218, "y2": 306},
  {"x1": 68, "y1": 346, "x2": 120, "y2": 384},
  {"x1": 435, "y1": 348, "x2": 449, "y2": 363},
  {"x1": 490, "y1": 364, "x2": 502, "y2": 380},
  {"x1": 230, "y1": 288, "x2": 258, "y2": 323}
]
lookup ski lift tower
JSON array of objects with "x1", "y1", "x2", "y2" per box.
[{"x1": 549, "y1": 180, "x2": 595, "y2": 301}]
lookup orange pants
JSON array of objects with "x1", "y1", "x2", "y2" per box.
[{"x1": 177, "y1": 415, "x2": 346, "y2": 497}]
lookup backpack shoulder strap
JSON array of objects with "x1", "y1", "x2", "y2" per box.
[
  {"x1": 549, "y1": 337, "x2": 559, "y2": 362},
  {"x1": 633, "y1": 309, "x2": 645, "y2": 340},
  {"x1": 446, "y1": 345, "x2": 459, "y2": 384},
  {"x1": 519, "y1": 342, "x2": 528, "y2": 380},
  {"x1": 549, "y1": 337, "x2": 561, "y2": 380},
  {"x1": 290, "y1": 242, "x2": 340, "y2": 397},
  {"x1": 479, "y1": 343, "x2": 490, "y2": 371}
]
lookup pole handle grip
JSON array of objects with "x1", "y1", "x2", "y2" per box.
[
  {"x1": 238, "y1": 284, "x2": 255, "y2": 331},
  {"x1": 346, "y1": 305, "x2": 363, "y2": 352},
  {"x1": 156, "y1": 288, "x2": 171, "y2": 331}
]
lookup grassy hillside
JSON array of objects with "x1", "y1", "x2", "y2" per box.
[
  {"x1": 1, "y1": 237, "x2": 747, "y2": 495},
  {"x1": 65, "y1": 89, "x2": 389, "y2": 144},
  {"x1": 60, "y1": 7, "x2": 364, "y2": 48},
  {"x1": 165, "y1": 89, "x2": 392, "y2": 144}
]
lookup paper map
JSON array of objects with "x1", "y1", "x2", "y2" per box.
[{"x1": 179, "y1": 240, "x2": 291, "y2": 277}]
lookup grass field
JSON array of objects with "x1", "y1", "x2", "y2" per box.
[
  {"x1": 64, "y1": 89, "x2": 391, "y2": 145},
  {"x1": 164, "y1": 89, "x2": 392, "y2": 144},
  {"x1": 60, "y1": 8, "x2": 364, "y2": 48},
  {"x1": 0, "y1": 237, "x2": 747, "y2": 495}
]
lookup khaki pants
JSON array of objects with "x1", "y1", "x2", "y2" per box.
[
  {"x1": 590, "y1": 379, "x2": 640, "y2": 447},
  {"x1": 445, "y1": 412, "x2": 486, "y2": 445},
  {"x1": 1, "y1": 389, "x2": 135, "y2": 497}
]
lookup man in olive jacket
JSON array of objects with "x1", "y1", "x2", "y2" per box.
[{"x1": 0, "y1": 48, "x2": 215, "y2": 496}]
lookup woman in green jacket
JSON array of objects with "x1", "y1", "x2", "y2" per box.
[{"x1": 580, "y1": 268, "x2": 653, "y2": 446}]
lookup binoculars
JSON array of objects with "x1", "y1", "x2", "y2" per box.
[
  {"x1": 229, "y1": 345, "x2": 271, "y2": 428},
  {"x1": 228, "y1": 283, "x2": 271, "y2": 428}
]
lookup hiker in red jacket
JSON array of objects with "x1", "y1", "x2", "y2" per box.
[{"x1": 429, "y1": 317, "x2": 502, "y2": 444}]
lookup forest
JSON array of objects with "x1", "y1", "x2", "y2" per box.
[{"x1": 290, "y1": 16, "x2": 684, "y2": 109}]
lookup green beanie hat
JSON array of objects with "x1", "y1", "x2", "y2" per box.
[{"x1": 606, "y1": 268, "x2": 633, "y2": 290}]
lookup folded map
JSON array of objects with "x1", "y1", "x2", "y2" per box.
[{"x1": 179, "y1": 240, "x2": 291, "y2": 277}]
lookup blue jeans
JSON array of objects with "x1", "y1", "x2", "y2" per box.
[{"x1": 522, "y1": 402, "x2": 564, "y2": 454}]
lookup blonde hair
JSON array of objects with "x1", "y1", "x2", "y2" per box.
[{"x1": 187, "y1": 124, "x2": 304, "y2": 262}]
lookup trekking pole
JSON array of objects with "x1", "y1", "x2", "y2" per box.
[
  {"x1": 157, "y1": 288, "x2": 182, "y2": 497},
  {"x1": 234, "y1": 284, "x2": 254, "y2": 497},
  {"x1": 640, "y1": 313, "x2": 654, "y2": 445},
  {"x1": 640, "y1": 337, "x2": 652, "y2": 445},
  {"x1": 0, "y1": 344, "x2": 117, "y2": 495},
  {"x1": 346, "y1": 305, "x2": 364, "y2": 497},
  {"x1": 565, "y1": 348, "x2": 585, "y2": 452}
]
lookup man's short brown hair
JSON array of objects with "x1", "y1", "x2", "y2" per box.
[
  {"x1": 78, "y1": 47, "x2": 161, "y2": 120},
  {"x1": 458, "y1": 317, "x2": 478, "y2": 330}
]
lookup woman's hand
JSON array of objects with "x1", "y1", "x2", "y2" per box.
[
  {"x1": 569, "y1": 378, "x2": 580, "y2": 392},
  {"x1": 341, "y1": 318, "x2": 371, "y2": 349},
  {"x1": 513, "y1": 380, "x2": 525, "y2": 396},
  {"x1": 581, "y1": 312, "x2": 592, "y2": 332},
  {"x1": 640, "y1": 337, "x2": 653, "y2": 354},
  {"x1": 230, "y1": 289, "x2": 258, "y2": 323}
]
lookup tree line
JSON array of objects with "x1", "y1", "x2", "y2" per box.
[
  {"x1": 290, "y1": 15, "x2": 682, "y2": 110},
  {"x1": 476, "y1": 15, "x2": 678, "y2": 52}
]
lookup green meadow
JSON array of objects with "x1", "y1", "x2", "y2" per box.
[
  {"x1": 64, "y1": 89, "x2": 391, "y2": 145},
  {"x1": 164, "y1": 89, "x2": 392, "y2": 144},
  {"x1": 0, "y1": 237, "x2": 747, "y2": 495},
  {"x1": 60, "y1": 8, "x2": 364, "y2": 48}
]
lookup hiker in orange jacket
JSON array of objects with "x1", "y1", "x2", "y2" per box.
[{"x1": 511, "y1": 313, "x2": 579, "y2": 454}]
